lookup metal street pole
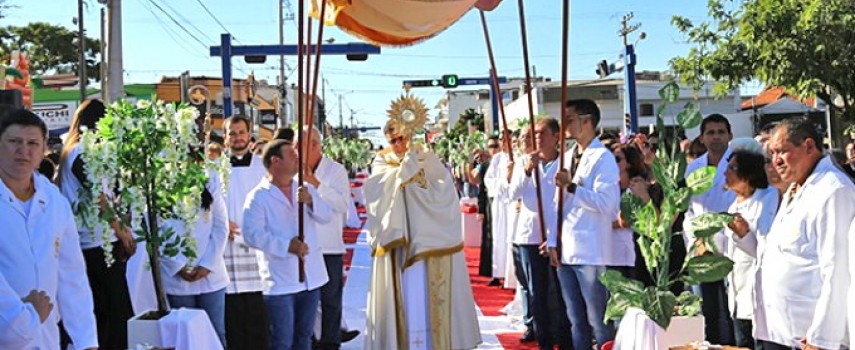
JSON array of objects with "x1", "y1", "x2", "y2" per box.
[
  {"x1": 279, "y1": 0, "x2": 286, "y2": 124},
  {"x1": 100, "y1": 8, "x2": 106, "y2": 98},
  {"x1": 107, "y1": 0, "x2": 124, "y2": 102},
  {"x1": 77, "y1": 0, "x2": 87, "y2": 101}
]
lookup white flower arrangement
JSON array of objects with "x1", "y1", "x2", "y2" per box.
[{"x1": 77, "y1": 98, "x2": 208, "y2": 313}]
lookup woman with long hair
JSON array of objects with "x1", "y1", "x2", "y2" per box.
[{"x1": 56, "y1": 99, "x2": 136, "y2": 349}]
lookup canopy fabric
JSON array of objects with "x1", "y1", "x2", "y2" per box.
[
  {"x1": 475, "y1": 0, "x2": 503, "y2": 11},
  {"x1": 311, "y1": 0, "x2": 479, "y2": 47}
]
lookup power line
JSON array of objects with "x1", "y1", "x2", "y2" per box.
[
  {"x1": 135, "y1": 0, "x2": 209, "y2": 59},
  {"x1": 144, "y1": 0, "x2": 208, "y2": 48},
  {"x1": 194, "y1": 0, "x2": 239, "y2": 42}
]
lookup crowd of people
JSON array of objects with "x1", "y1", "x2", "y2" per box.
[
  {"x1": 462, "y1": 99, "x2": 855, "y2": 350},
  {"x1": 0, "y1": 101, "x2": 362, "y2": 350},
  {"x1": 2, "y1": 95, "x2": 855, "y2": 350}
]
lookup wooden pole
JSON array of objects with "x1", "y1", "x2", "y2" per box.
[
  {"x1": 296, "y1": 0, "x2": 306, "y2": 282},
  {"x1": 306, "y1": 2, "x2": 328, "y2": 134},
  {"x1": 478, "y1": 10, "x2": 513, "y2": 163},
  {"x1": 516, "y1": 0, "x2": 548, "y2": 243},
  {"x1": 555, "y1": 0, "x2": 570, "y2": 258}
]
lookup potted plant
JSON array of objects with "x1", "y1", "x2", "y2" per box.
[
  {"x1": 77, "y1": 99, "x2": 208, "y2": 347},
  {"x1": 598, "y1": 82, "x2": 736, "y2": 347}
]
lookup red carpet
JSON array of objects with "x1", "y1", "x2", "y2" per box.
[{"x1": 465, "y1": 247, "x2": 539, "y2": 349}]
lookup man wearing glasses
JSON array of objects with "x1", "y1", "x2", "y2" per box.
[
  {"x1": 362, "y1": 120, "x2": 481, "y2": 350},
  {"x1": 551, "y1": 99, "x2": 621, "y2": 350}
]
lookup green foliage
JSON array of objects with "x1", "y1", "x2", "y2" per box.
[
  {"x1": 323, "y1": 136, "x2": 372, "y2": 175},
  {"x1": 0, "y1": 22, "x2": 101, "y2": 81},
  {"x1": 670, "y1": 0, "x2": 855, "y2": 123},
  {"x1": 600, "y1": 82, "x2": 735, "y2": 329}
]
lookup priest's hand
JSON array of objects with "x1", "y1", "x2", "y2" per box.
[
  {"x1": 554, "y1": 169, "x2": 572, "y2": 189},
  {"x1": 228, "y1": 221, "x2": 241, "y2": 240},
  {"x1": 297, "y1": 186, "x2": 313, "y2": 208},
  {"x1": 22, "y1": 290, "x2": 52, "y2": 323},
  {"x1": 289, "y1": 237, "x2": 309, "y2": 259},
  {"x1": 524, "y1": 152, "x2": 539, "y2": 176}
]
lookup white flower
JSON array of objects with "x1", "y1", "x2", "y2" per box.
[{"x1": 136, "y1": 99, "x2": 151, "y2": 109}]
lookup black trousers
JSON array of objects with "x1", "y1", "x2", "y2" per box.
[
  {"x1": 318, "y1": 254, "x2": 344, "y2": 349},
  {"x1": 478, "y1": 197, "x2": 493, "y2": 277},
  {"x1": 226, "y1": 291, "x2": 270, "y2": 350},
  {"x1": 82, "y1": 245, "x2": 134, "y2": 350}
]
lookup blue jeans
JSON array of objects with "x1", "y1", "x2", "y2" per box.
[
  {"x1": 557, "y1": 264, "x2": 614, "y2": 350},
  {"x1": 511, "y1": 244, "x2": 534, "y2": 329},
  {"x1": 265, "y1": 289, "x2": 321, "y2": 350},
  {"x1": 318, "y1": 254, "x2": 344, "y2": 349},
  {"x1": 519, "y1": 245, "x2": 570, "y2": 349},
  {"x1": 167, "y1": 288, "x2": 227, "y2": 347}
]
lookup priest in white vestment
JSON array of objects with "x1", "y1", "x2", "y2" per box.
[{"x1": 363, "y1": 120, "x2": 481, "y2": 350}]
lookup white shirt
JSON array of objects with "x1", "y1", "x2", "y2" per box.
[
  {"x1": 242, "y1": 178, "x2": 332, "y2": 295},
  {"x1": 760, "y1": 156, "x2": 854, "y2": 349},
  {"x1": 548, "y1": 138, "x2": 622, "y2": 266},
  {"x1": 722, "y1": 186, "x2": 778, "y2": 321},
  {"x1": 508, "y1": 154, "x2": 559, "y2": 245},
  {"x1": 59, "y1": 144, "x2": 113, "y2": 249},
  {"x1": 223, "y1": 153, "x2": 267, "y2": 294},
  {"x1": 313, "y1": 157, "x2": 351, "y2": 255},
  {"x1": 0, "y1": 173, "x2": 98, "y2": 349},
  {"x1": 683, "y1": 148, "x2": 736, "y2": 252},
  {"x1": 160, "y1": 173, "x2": 230, "y2": 296}
]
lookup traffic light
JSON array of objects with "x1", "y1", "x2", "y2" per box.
[
  {"x1": 404, "y1": 79, "x2": 442, "y2": 88},
  {"x1": 596, "y1": 60, "x2": 610, "y2": 78},
  {"x1": 441, "y1": 74, "x2": 458, "y2": 88}
]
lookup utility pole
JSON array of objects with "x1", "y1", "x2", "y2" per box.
[
  {"x1": 106, "y1": 0, "x2": 124, "y2": 102},
  {"x1": 77, "y1": 0, "x2": 87, "y2": 101},
  {"x1": 100, "y1": 7, "x2": 106, "y2": 97},
  {"x1": 618, "y1": 12, "x2": 642, "y2": 135},
  {"x1": 338, "y1": 93, "x2": 343, "y2": 131}
]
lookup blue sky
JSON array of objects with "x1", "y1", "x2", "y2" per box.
[{"x1": 6, "y1": 0, "x2": 737, "y2": 128}]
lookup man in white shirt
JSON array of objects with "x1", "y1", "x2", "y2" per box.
[
  {"x1": 296, "y1": 128, "x2": 350, "y2": 349},
  {"x1": 551, "y1": 99, "x2": 620, "y2": 350},
  {"x1": 761, "y1": 117, "x2": 853, "y2": 350},
  {"x1": 222, "y1": 115, "x2": 269, "y2": 349},
  {"x1": 683, "y1": 114, "x2": 736, "y2": 345},
  {"x1": 509, "y1": 118, "x2": 572, "y2": 349},
  {"x1": 0, "y1": 108, "x2": 98, "y2": 349},
  {"x1": 243, "y1": 139, "x2": 332, "y2": 350}
]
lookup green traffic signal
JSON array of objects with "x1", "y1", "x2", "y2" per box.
[{"x1": 441, "y1": 74, "x2": 458, "y2": 88}]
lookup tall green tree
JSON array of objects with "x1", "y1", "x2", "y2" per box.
[
  {"x1": 670, "y1": 0, "x2": 855, "y2": 132},
  {"x1": 0, "y1": 22, "x2": 101, "y2": 82}
]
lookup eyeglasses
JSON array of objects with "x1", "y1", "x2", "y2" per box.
[
  {"x1": 614, "y1": 155, "x2": 625, "y2": 162},
  {"x1": 388, "y1": 136, "x2": 405, "y2": 145}
]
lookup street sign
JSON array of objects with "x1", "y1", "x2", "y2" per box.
[{"x1": 403, "y1": 76, "x2": 507, "y2": 89}]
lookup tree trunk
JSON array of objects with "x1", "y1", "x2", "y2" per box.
[{"x1": 144, "y1": 160, "x2": 169, "y2": 315}]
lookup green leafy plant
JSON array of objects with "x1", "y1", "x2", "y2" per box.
[
  {"x1": 79, "y1": 99, "x2": 207, "y2": 315},
  {"x1": 599, "y1": 81, "x2": 735, "y2": 329},
  {"x1": 323, "y1": 136, "x2": 372, "y2": 176}
]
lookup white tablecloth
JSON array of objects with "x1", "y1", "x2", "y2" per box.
[{"x1": 158, "y1": 308, "x2": 223, "y2": 350}]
